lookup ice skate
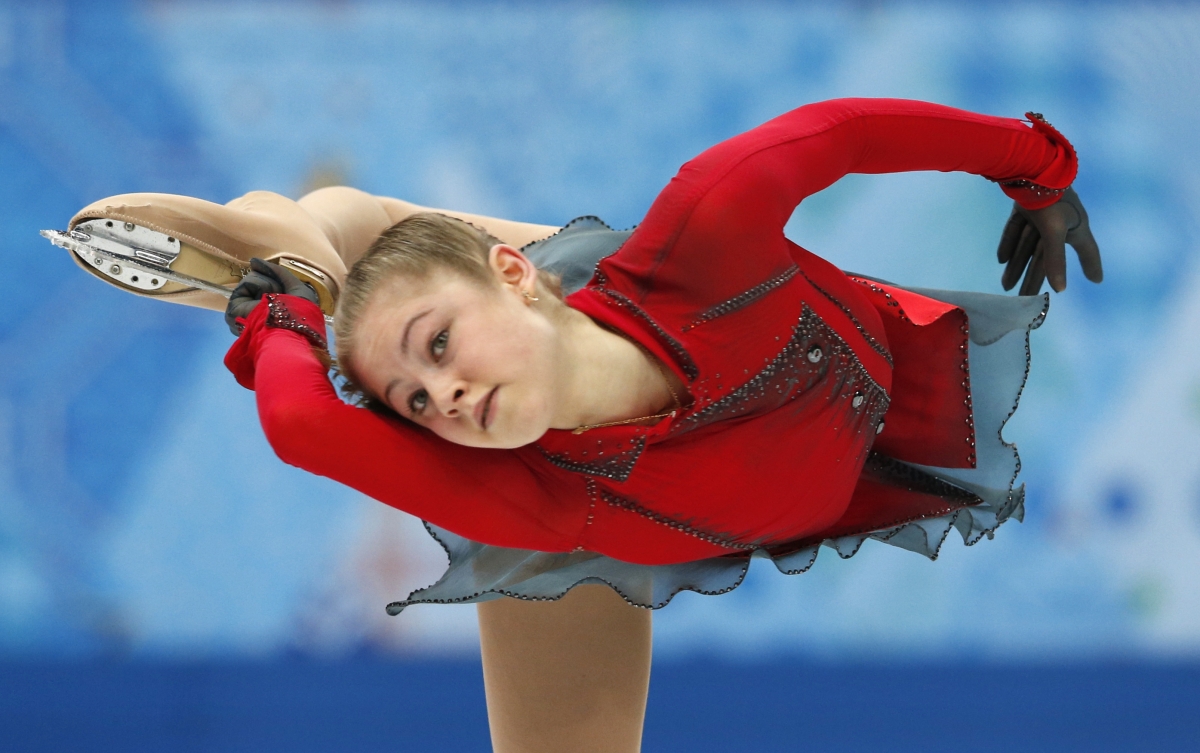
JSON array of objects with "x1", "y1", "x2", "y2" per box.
[{"x1": 42, "y1": 191, "x2": 345, "y2": 319}]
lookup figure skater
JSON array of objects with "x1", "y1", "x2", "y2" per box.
[{"x1": 53, "y1": 98, "x2": 1101, "y2": 753}]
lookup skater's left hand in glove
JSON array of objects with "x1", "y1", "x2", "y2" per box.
[
  {"x1": 996, "y1": 187, "x2": 1103, "y2": 296},
  {"x1": 225, "y1": 258, "x2": 320, "y2": 335}
]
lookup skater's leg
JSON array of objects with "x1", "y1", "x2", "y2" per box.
[
  {"x1": 64, "y1": 188, "x2": 560, "y2": 312},
  {"x1": 477, "y1": 585, "x2": 652, "y2": 753},
  {"x1": 297, "y1": 186, "x2": 560, "y2": 268},
  {"x1": 374, "y1": 195, "x2": 561, "y2": 251}
]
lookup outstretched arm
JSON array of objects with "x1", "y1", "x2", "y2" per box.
[
  {"x1": 602, "y1": 98, "x2": 1082, "y2": 306},
  {"x1": 224, "y1": 294, "x2": 584, "y2": 552}
]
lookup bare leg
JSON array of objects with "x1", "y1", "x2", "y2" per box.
[
  {"x1": 298, "y1": 191, "x2": 652, "y2": 751},
  {"x1": 477, "y1": 585, "x2": 652, "y2": 753},
  {"x1": 297, "y1": 186, "x2": 559, "y2": 269}
]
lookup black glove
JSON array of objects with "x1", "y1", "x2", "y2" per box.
[
  {"x1": 225, "y1": 258, "x2": 320, "y2": 335},
  {"x1": 997, "y1": 187, "x2": 1103, "y2": 295}
]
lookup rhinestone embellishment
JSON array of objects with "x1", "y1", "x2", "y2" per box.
[
  {"x1": 852, "y1": 392, "x2": 864, "y2": 408},
  {"x1": 800, "y1": 270, "x2": 894, "y2": 367},
  {"x1": 600, "y1": 489, "x2": 756, "y2": 551},
  {"x1": 682, "y1": 264, "x2": 799, "y2": 331},
  {"x1": 670, "y1": 305, "x2": 889, "y2": 439},
  {"x1": 592, "y1": 286, "x2": 699, "y2": 380},
  {"x1": 996, "y1": 178, "x2": 1066, "y2": 200},
  {"x1": 537, "y1": 436, "x2": 648, "y2": 483},
  {"x1": 806, "y1": 346, "x2": 823, "y2": 363},
  {"x1": 264, "y1": 294, "x2": 328, "y2": 352}
]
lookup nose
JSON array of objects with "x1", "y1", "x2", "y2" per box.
[{"x1": 427, "y1": 373, "x2": 469, "y2": 418}]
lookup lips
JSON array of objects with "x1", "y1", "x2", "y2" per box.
[{"x1": 476, "y1": 387, "x2": 498, "y2": 430}]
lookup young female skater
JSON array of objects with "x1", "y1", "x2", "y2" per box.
[
  {"x1": 61, "y1": 98, "x2": 1100, "y2": 752},
  {"x1": 225, "y1": 97, "x2": 1098, "y2": 563}
]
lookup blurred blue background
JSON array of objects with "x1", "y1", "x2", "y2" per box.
[{"x1": 2, "y1": 1, "x2": 1198, "y2": 750}]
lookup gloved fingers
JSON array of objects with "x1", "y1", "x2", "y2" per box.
[
  {"x1": 224, "y1": 300, "x2": 258, "y2": 335},
  {"x1": 225, "y1": 263, "x2": 285, "y2": 335},
  {"x1": 250, "y1": 257, "x2": 319, "y2": 305},
  {"x1": 225, "y1": 278, "x2": 272, "y2": 334},
  {"x1": 1002, "y1": 223, "x2": 1039, "y2": 291},
  {"x1": 1019, "y1": 248, "x2": 1047, "y2": 296},
  {"x1": 1041, "y1": 233, "x2": 1068, "y2": 293},
  {"x1": 1059, "y1": 187, "x2": 1086, "y2": 231},
  {"x1": 229, "y1": 269, "x2": 283, "y2": 303},
  {"x1": 997, "y1": 209, "x2": 1027, "y2": 264},
  {"x1": 1068, "y1": 225, "x2": 1104, "y2": 283}
]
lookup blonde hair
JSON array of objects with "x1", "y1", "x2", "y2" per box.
[{"x1": 333, "y1": 212, "x2": 559, "y2": 409}]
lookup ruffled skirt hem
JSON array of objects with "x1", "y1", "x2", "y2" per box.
[{"x1": 386, "y1": 285, "x2": 1049, "y2": 615}]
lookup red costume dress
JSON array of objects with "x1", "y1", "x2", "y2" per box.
[{"x1": 226, "y1": 99, "x2": 1072, "y2": 605}]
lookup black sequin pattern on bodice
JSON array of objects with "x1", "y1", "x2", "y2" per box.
[{"x1": 670, "y1": 304, "x2": 889, "y2": 440}]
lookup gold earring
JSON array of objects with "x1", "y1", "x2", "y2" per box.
[{"x1": 522, "y1": 290, "x2": 539, "y2": 303}]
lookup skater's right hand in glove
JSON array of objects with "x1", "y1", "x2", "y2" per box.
[
  {"x1": 225, "y1": 258, "x2": 320, "y2": 335},
  {"x1": 996, "y1": 187, "x2": 1104, "y2": 296}
]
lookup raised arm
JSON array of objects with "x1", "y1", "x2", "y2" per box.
[
  {"x1": 224, "y1": 294, "x2": 584, "y2": 552},
  {"x1": 688, "y1": 98, "x2": 1075, "y2": 233},
  {"x1": 601, "y1": 98, "x2": 1078, "y2": 307}
]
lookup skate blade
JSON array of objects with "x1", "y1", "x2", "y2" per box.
[{"x1": 42, "y1": 222, "x2": 335, "y2": 324}]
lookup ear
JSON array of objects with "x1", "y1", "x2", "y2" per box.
[{"x1": 487, "y1": 244, "x2": 538, "y2": 293}]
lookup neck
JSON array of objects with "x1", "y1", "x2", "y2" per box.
[{"x1": 549, "y1": 304, "x2": 679, "y2": 431}]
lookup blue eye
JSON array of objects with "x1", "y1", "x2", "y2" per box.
[
  {"x1": 409, "y1": 389, "x2": 428, "y2": 415},
  {"x1": 407, "y1": 329, "x2": 447, "y2": 416},
  {"x1": 431, "y1": 329, "x2": 449, "y2": 359}
]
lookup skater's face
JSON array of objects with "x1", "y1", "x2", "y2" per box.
[{"x1": 351, "y1": 246, "x2": 562, "y2": 449}]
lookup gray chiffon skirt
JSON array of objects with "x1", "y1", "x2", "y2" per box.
[{"x1": 384, "y1": 219, "x2": 1050, "y2": 615}]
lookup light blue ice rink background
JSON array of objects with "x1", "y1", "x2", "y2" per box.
[{"x1": 1, "y1": 2, "x2": 1199, "y2": 749}]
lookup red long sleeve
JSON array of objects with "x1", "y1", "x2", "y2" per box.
[
  {"x1": 598, "y1": 98, "x2": 1076, "y2": 317},
  {"x1": 224, "y1": 296, "x2": 587, "y2": 552}
]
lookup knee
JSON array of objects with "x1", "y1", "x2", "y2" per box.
[
  {"x1": 297, "y1": 185, "x2": 371, "y2": 207},
  {"x1": 296, "y1": 186, "x2": 394, "y2": 266}
]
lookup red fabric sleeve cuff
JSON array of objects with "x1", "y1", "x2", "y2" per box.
[
  {"x1": 223, "y1": 294, "x2": 329, "y2": 391},
  {"x1": 996, "y1": 112, "x2": 1079, "y2": 210}
]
